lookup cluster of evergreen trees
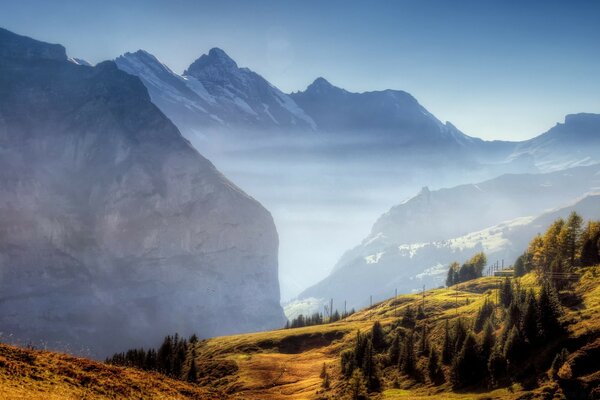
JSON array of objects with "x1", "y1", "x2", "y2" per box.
[
  {"x1": 446, "y1": 252, "x2": 487, "y2": 286},
  {"x1": 514, "y1": 213, "x2": 600, "y2": 281},
  {"x1": 284, "y1": 309, "x2": 355, "y2": 329},
  {"x1": 339, "y1": 277, "x2": 565, "y2": 397},
  {"x1": 106, "y1": 333, "x2": 200, "y2": 383}
]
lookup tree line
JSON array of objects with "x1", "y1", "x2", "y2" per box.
[
  {"x1": 105, "y1": 333, "x2": 200, "y2": 383},
  {"x1": 284, "y1": 308, "x2": 355, "y2": 329},
  {"x1": 336, "y1": 214, "x2": 597, "y2": 399}
]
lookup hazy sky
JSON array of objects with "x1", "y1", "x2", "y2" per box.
[{"x1": 1, "y1": 0, "x2": 599, "y2": 140}]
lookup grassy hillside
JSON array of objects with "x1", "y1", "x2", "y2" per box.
[{"x1": 1, "y1": 267, "x2": 598, "y2": 399}]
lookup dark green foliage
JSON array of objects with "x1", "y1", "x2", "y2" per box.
[
  {"x1": 521, "y1": 290, "x2": 539, "y2": 345},
  {"x1": 488, "y1": 347, "x2": 506, "y2": 386},
  {"x1": 419, "y1": 324, "x2": 429, "y2": 356},
  {"x1": 446, "y1": 253, "x2": 487, "y2": 286},
  {"x1": 550, "y1": 348, "x2": 569, "y2": 379},
  {"x1": 362, "y1": 340, "x2": 380, "y2": 391},
  {"x1": 417, "y1": 305, "x2": 426, "y2": 320},
  {"x1": 451, "y1": 331, "x2": 483, "y2": 388},
  {"x1": 427, "y1": 347, "x2": 444, "y2": 384},
  {"x1": 500, "y1": 278, "x2": 514, "y2": 308},
  {"x1": 388, "y1": 333, "x2": 400, "y2": 366},
  {"x1": 371, "y1": 321, "x2": 386, "y2": 352},
  {"x1": 481, "y1": 319, "x2": 496, "y2": 361},
  {"x1": 401, "y1": 330, "x2": 416, "y2": 375},
  {"x1": 503, "y1": 326, "x2": 524, "y2": 371},
  {"x1": 474, "y1": 297, "x2": 495, "y2": 332},
  {"x1": 446, "y1": 262, "x2": 460, "y2": 286},
  {"x1": 442, "y1": 319, "x2": 453, "y2": 364},
  {"x1": 506, "y1": 301, "x2": 522, "y2": 331},
  {"x1": 341, "y1": 349, "x2": 356, "y2": 378},
  {"x1": 401, "y1": 306, "x2": 416, "y2": 329},
  {"x1": 186, "y1": 351, "x2": 198, "y2": 383},
  {"x1": 453, "y1": 319, "x2": 467, "y2": 356},
  {"x1": 348, "y1": 369, "x2": 368, "y2": 400},
  {"x1": 106, "y1": 333, "x2": 198, "y2": 382},
  {"x1": 537, "y1": 282, "x2": 563, "y2": 338}
]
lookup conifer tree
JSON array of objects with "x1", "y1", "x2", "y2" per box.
[
  {"x1": 453, "y1": 319, "x2": 467, "y2": 355},
  {"x1": 500, "y1": 278, "x2": 514, "y2": 308},
  {"x1": 362, "y1": 340, "x2": 380, "y2": 392},
  {"x1": 521, "y1": 290, "x2": 539, "y2": 345},
  {"x1": 446, "y1": 262, "x2": 460, "y2": 286},
  {"x1": 550, "y1": 348, "x2": 569, "y2": 379},
  {"x1": 537, "y1": 282, "x2": 562, "y2": 338},
  {"x1": 348, "y1": 369, "x2": 367, "y2": 400},
  {"x1": 371, "y1": 321, "x2": 386, "y2": 352},
  {"x1": 474, "y1": 298, "x2": 494, "y2": 332},
  {"x1": 388, "y1": 333, "x2": 401, "y2": 366},
  {"x1": 401, "y1": 306, "x2": 416, "y2": 329},
  {"x1": 481, "y1": 319, "x2": 496, "y2": 362},
  {"x1": 442, "y1": 319, "x2": 453, "y2": 364},
  {"x1": 186, "y1": 351, "x2": 198, "y2": 383},
  {"x1": 401, "y1": 330, "x2": 415, "y2": 375},
  {"x1": 558, "y1": 212, "x2": 583, "y2": 270},
  {"x1": 488, "y1": 347, "x2": 506, "y2": 387},
  {"x1": 451, "y1": 331, "x2": 482, "y2": 388},
  {"x1": 427, "y1": 347, "x2": 443, "y2": 384},
  {"x1": 503, "y1": 326, "x2": 524, "y2": 372},
  {"x1": 419, "y1": 324, "x2": 429, "y2": 356}
]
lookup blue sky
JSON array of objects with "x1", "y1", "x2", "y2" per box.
[{"x1": 1, "y1": 0, "x2": 599, "y2": 140}]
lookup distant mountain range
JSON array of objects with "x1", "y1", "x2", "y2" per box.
[
  {"x1": 286, "y1": 164, "x2": 600, "y2": 317},
  {"x1": 0, "y1": 27, "x2": 284, "y2": 357},
  {"x1": 115, "y1": 47, "x2": 600, "y2": 172},
  {"x1": 112, "y1": 47, "x2": 600, "y2": 300}
]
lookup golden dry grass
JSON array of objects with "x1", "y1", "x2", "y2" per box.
[{"x1": 1, "y1": 268, "x2": 598, "y2": 399}]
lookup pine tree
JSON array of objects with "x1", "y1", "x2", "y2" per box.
[
  {"x1": 401, "y1": 330, "x2": 415, "y2": 375},
  {"x1": 186, "y1": 354, "x2": 198, "y2": 383},
  {"x1": 371, "y1": 321, "x2": 386, "y2": 352},
  {"x1": 419, "y1": 324, "x2": 429, "y2": 356},
  {"x1": 481, "y1": 319, "x2": 495, "y2": 362},
  {"x1": 488, "y1": 347, "x2": 506, "y2": 387},
  {"x1": 453, "y1": 319, "x2": 467, "y2": 356},
  {"x1": 341, "y1": 349, "x2": 356, "y2": 378},
  {"x1": 401, "y1": 306, "x2": 416, "y2": 329},
  {"x1": 500, "y1": 278, "x2": 514, "y2": 308},
  {"x1": 503, "y1": 326, "x2": 524, "y2": 372},
  {"x1": 362, "y1": 340, "x2": 380, "y2": 392},
  {"x1": 427, "y1": 347, "x2": 443, "y2": 384},
  {"x1": 521, "y1": 290, "x2": 539, "y2": 345},
  {"x1": 348, "y1": 369, "x2": 367, "y2": 400},
  {"x1": 474, "y1": 298, "x2": 494, "y2": 332},
  {"x1": 537, "y1": 282, "x2": 562, "y2": 338},
  {"x1": 441, "y1": 319, "x2": 453, "y2": 364},
  {"x1": 388, "y1": 333, "x2": 401, "y2": 366},
  {"x1": 550, "y1": 348, "x2": 569, "y2": 379},
  {"x1": 451, "y1": 331, "x2": 482, "y2": 388}
]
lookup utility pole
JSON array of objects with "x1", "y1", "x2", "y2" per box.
[
  {"x1": 330, "y1": 298, "x2": 333, "y2": 320},
  {"x1": 370, "y1": 295, "x2": 372, "y2": 308},
  {"x1": 344, "y1": 300, "x2": 347, "y2": 317},
  {"x1": 422, "y1": 285, "x2": 425, "y2": 309},
  {"x1": 394, "y1": 288, "x2": 397, "y2": 317}
]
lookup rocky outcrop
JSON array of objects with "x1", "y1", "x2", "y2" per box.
[{"x1": 0, "y1": 28, "x2": 285, "y2": 357}]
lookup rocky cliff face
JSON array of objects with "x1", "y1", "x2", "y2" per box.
[{"x1": 0, "y1": 28, "x2": 285, "y2": 357}]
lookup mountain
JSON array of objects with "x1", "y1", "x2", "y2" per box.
[
  {"x1": 0, "y1": 27, "x2": 285, "y2": 357},
  {"x1": 509, "y1": 113, "x2": 600, "y2": 171},
  {"x1": 289, "y1": 164, "x2": 600, "y2": 314},
  {"x1": 290, "y1": 77, "x2": 480, "y2": 146},
  {"x1": 115, "y1": 48, "x2": 315, "y2": 137}
]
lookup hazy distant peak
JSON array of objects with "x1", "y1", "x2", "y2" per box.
[
  {"x1": 184, "y1": 47, "x2": 238, "y2": 77},
  {"x1": 304, "y1": 77, "x2": 345, "y2": 95},
  {"x1": 0, "y1": 27, "x2": 66, "y2": 61},
  {"x1": 564, "y1": 113, "x2": 600, "y2": 125}
]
